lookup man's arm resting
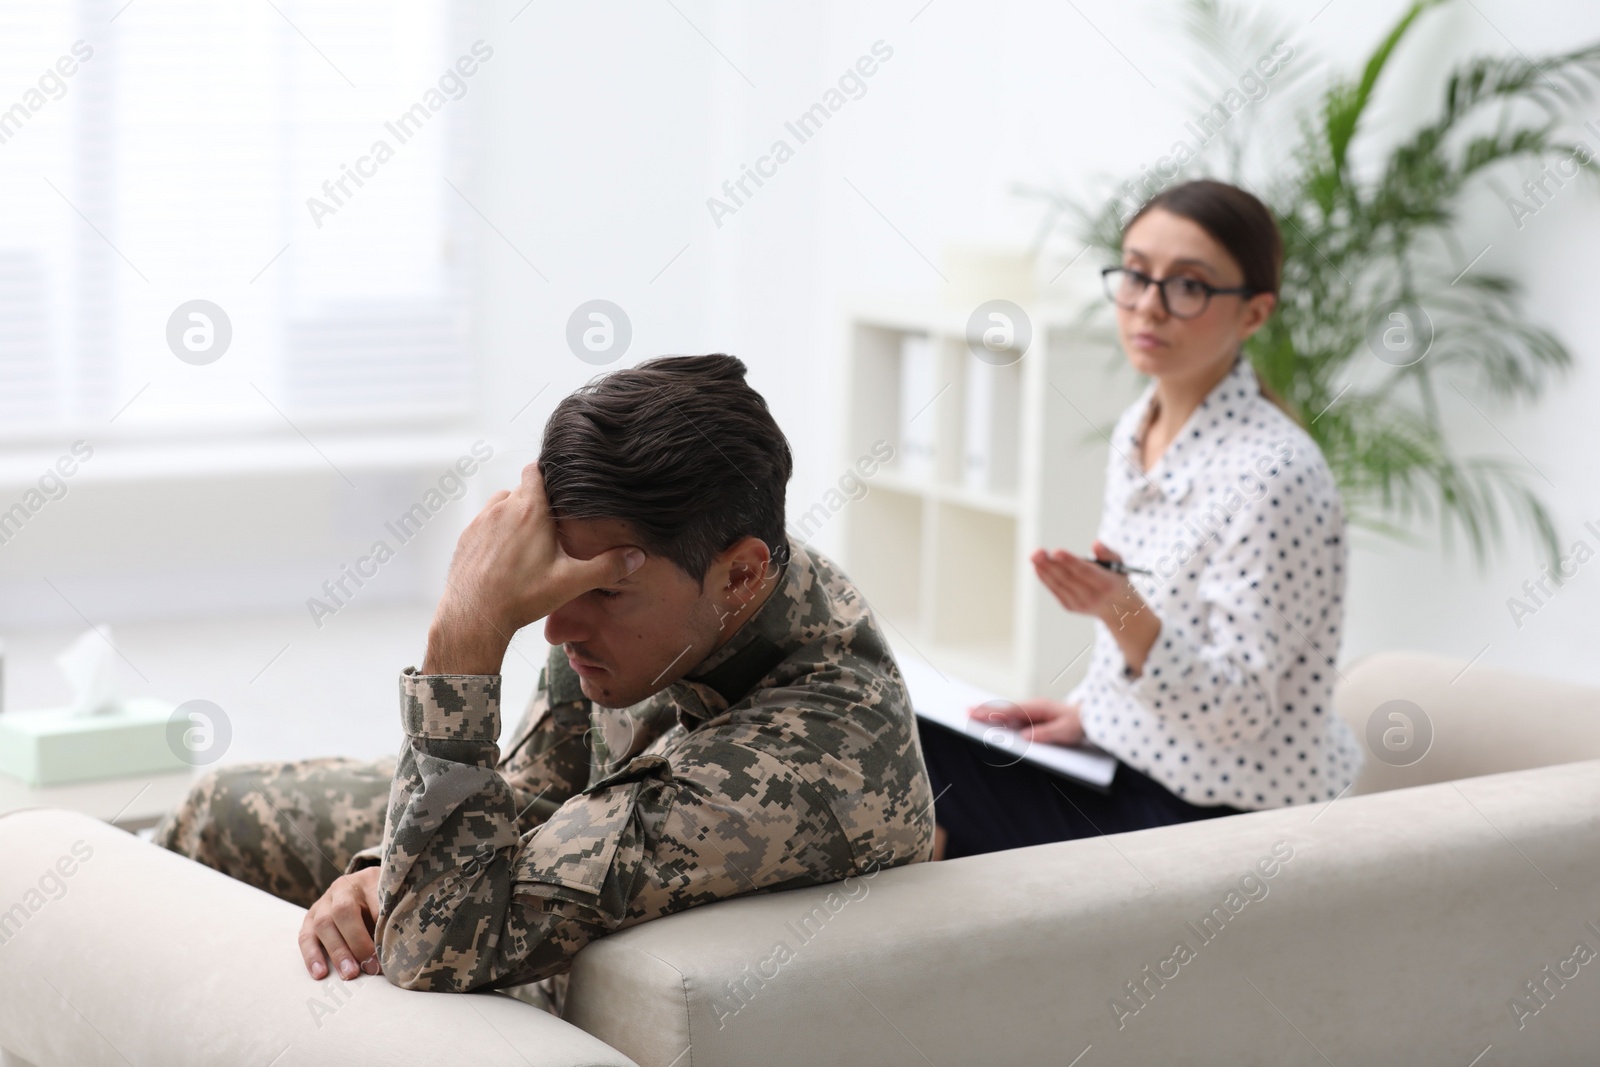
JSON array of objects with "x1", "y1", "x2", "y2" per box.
[
  {"x1": 304, "y1": 656, "x2": 595, "y2": 983},
  {"x1": 375, "y1": 673, "x2": 841, "y2": 991},
  {"x1": 374, "y1": 668, "x2": 623, "y2": 991}
]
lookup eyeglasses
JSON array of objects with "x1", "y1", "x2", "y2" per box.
[{"x1": 1101, "y1": 266, "x2": 1255, "y2": 320}]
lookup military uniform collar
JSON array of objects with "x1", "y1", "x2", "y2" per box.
[
  {"x1": 1120, "y1": 353, "x2": 1256, "y2": 506},
  {"x1": 673, "y1": 537, "x2": 810, "y2": 727}
]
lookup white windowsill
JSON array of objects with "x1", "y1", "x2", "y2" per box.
[{"x1": 0, "y1": 427, "x2": 494, "y2": 488}]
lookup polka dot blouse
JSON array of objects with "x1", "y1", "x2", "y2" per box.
[{"x1": 1069, "y1": 354, "x2": 1364, "y2": 810}]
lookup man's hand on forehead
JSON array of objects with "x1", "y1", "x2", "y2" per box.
[{"x1": 422, "y1": 462, "x2": 644, "y2": 674}]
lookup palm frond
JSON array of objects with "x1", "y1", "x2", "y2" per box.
[{"x1": 1324, "y1": 0, "x2": 1448, "y2": 179}]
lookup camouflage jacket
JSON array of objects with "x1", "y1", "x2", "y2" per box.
[{"x1": 366, "y1": 539, "x2": 935, "y2": 992}]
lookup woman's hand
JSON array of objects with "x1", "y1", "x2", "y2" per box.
[
  {"x1": 1030, "y1": 540, "x2": 1128, "y2": 619},
  {"x1": 1033, "y1": 540, "x2": 1161, "y2": 676},
  {"x1": 969, "y1": 698, "x2": 1085, "y2": 747}
]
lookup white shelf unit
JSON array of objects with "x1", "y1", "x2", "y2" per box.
[{"x1": 836, "y1": 292, "x2": 1142, "y2": 700}]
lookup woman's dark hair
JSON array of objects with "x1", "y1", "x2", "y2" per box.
[
  {"x1": 1126, "y1": 180, "x2": 1297, "y2": 418},
  {"x1": 539, "y1": 353, "x2": 793, "y2": 583}
]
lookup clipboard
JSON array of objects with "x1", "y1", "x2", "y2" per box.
[{"x1": 897, "y1": 654, "x2": 1118, "y2": 792}]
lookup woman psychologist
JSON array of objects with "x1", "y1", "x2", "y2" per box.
[{"x1": 921, "y1": 179, "x2": 1363, "y2": 860}]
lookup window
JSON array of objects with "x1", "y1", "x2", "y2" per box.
[{"x1": 0, "y1": 0, "x2": 479, "y2": 441}]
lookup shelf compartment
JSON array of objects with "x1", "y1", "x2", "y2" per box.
[
  {"x1": 928, "y1": 500, "x2": 1016, "y2": 652},
  {"x1": 841, "y1": 485, "x2": 924, "y2": 634}
]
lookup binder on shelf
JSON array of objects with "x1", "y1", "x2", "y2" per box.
[
  {"x1": 962, "y1": 357, "x2": 1021, "y2": 495},
  {"x1": 897, "y1": 333, "x2": 939, "y2": 481}
]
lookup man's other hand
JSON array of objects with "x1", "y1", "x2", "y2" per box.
[{"x1": 299, "y1": 867, "x2": 382, "y2": 981}]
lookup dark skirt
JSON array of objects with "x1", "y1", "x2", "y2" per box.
[{"x1": 917, "y1": 718, "x2": 1244, "y2": 859}]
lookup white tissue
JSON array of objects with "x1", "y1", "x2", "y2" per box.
[{"x1": 55, "y1": 625, "x2": 122, "y2": 717}]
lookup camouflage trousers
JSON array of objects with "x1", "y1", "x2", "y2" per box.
[
  {"x1": 153, "y1": 755, "x2": 565, "y2": 1014},
  {"x1": 153, "y1": 756, "x2": 397, "y2": 910}
]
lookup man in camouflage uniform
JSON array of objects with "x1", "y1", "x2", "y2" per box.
[{"x1": 155, "y1": 353, "x2": 934, "y2": 995}]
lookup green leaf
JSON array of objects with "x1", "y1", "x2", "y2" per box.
[{"x1": 1326, "y1": 0, "x2": 1449, "y2": 178}]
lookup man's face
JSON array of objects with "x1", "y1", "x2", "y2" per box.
[{"x1": 542, "y1": 518, "x2": 761, "y2": 708}]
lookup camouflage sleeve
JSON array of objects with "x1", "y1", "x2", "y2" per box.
[
  {"x1": 376, "y1": 671, "x2": 848, "y2": 992},
  {"x1": 496, "y1": 647, "x2": 596, "y2": 827},
  {"x1": 347, "y1": 844, "x2": 383, "y2": 873},
  {"x1": 344, "y1": 649, "x2": 592, "y2": 877}
]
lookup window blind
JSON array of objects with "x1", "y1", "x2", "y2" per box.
[{"x1": 0, "y1": 0, "x2": 476, "y2": 438}]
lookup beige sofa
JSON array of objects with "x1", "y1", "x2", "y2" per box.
[{"x1": 3, "y1": 650, "x2": 1598, "y2": 1067}]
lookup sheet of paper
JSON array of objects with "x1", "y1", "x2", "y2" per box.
[{"x1": 897, "y1": 655, "x2": 1118, "y2": 790}]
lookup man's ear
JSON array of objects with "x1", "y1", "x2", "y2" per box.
[{"x1": 717, "y1": 536, "x2": 777, "y2": 608}]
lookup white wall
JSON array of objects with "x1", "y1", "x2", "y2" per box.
[
  {"x1": 475, "y1": 0, "x2": 1600, "y2": 687},
  {"x1": 6, "y1": 0, "x2": 1598, "y2": 693}
]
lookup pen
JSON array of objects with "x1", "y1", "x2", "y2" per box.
[{"x1": 1093, "y1": 558, "x2": 1153, "y2": 576}]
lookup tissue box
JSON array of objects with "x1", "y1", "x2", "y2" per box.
[{"x1": 0, "y1": 699, "x2": 187, "y2": 786}]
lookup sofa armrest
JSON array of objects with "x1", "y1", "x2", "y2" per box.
[
  {"x1": 0, "y1": 809, "x2": 636, "y2": 1067},
  {"x1": 1337, "y1": 651, "x2": 1600, "y2": 793}
]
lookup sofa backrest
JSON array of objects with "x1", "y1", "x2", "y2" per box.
[
  {"x1": 565, "y1": 756, "x2": 1600, "y2": 1067},
  {"x1": 1335, "y1": 651, "x2": 1600, "y2": 794}
]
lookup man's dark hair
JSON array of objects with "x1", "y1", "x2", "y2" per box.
[{"x1": 539, "y1": 353, "x2": 793, "y2": 583}]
